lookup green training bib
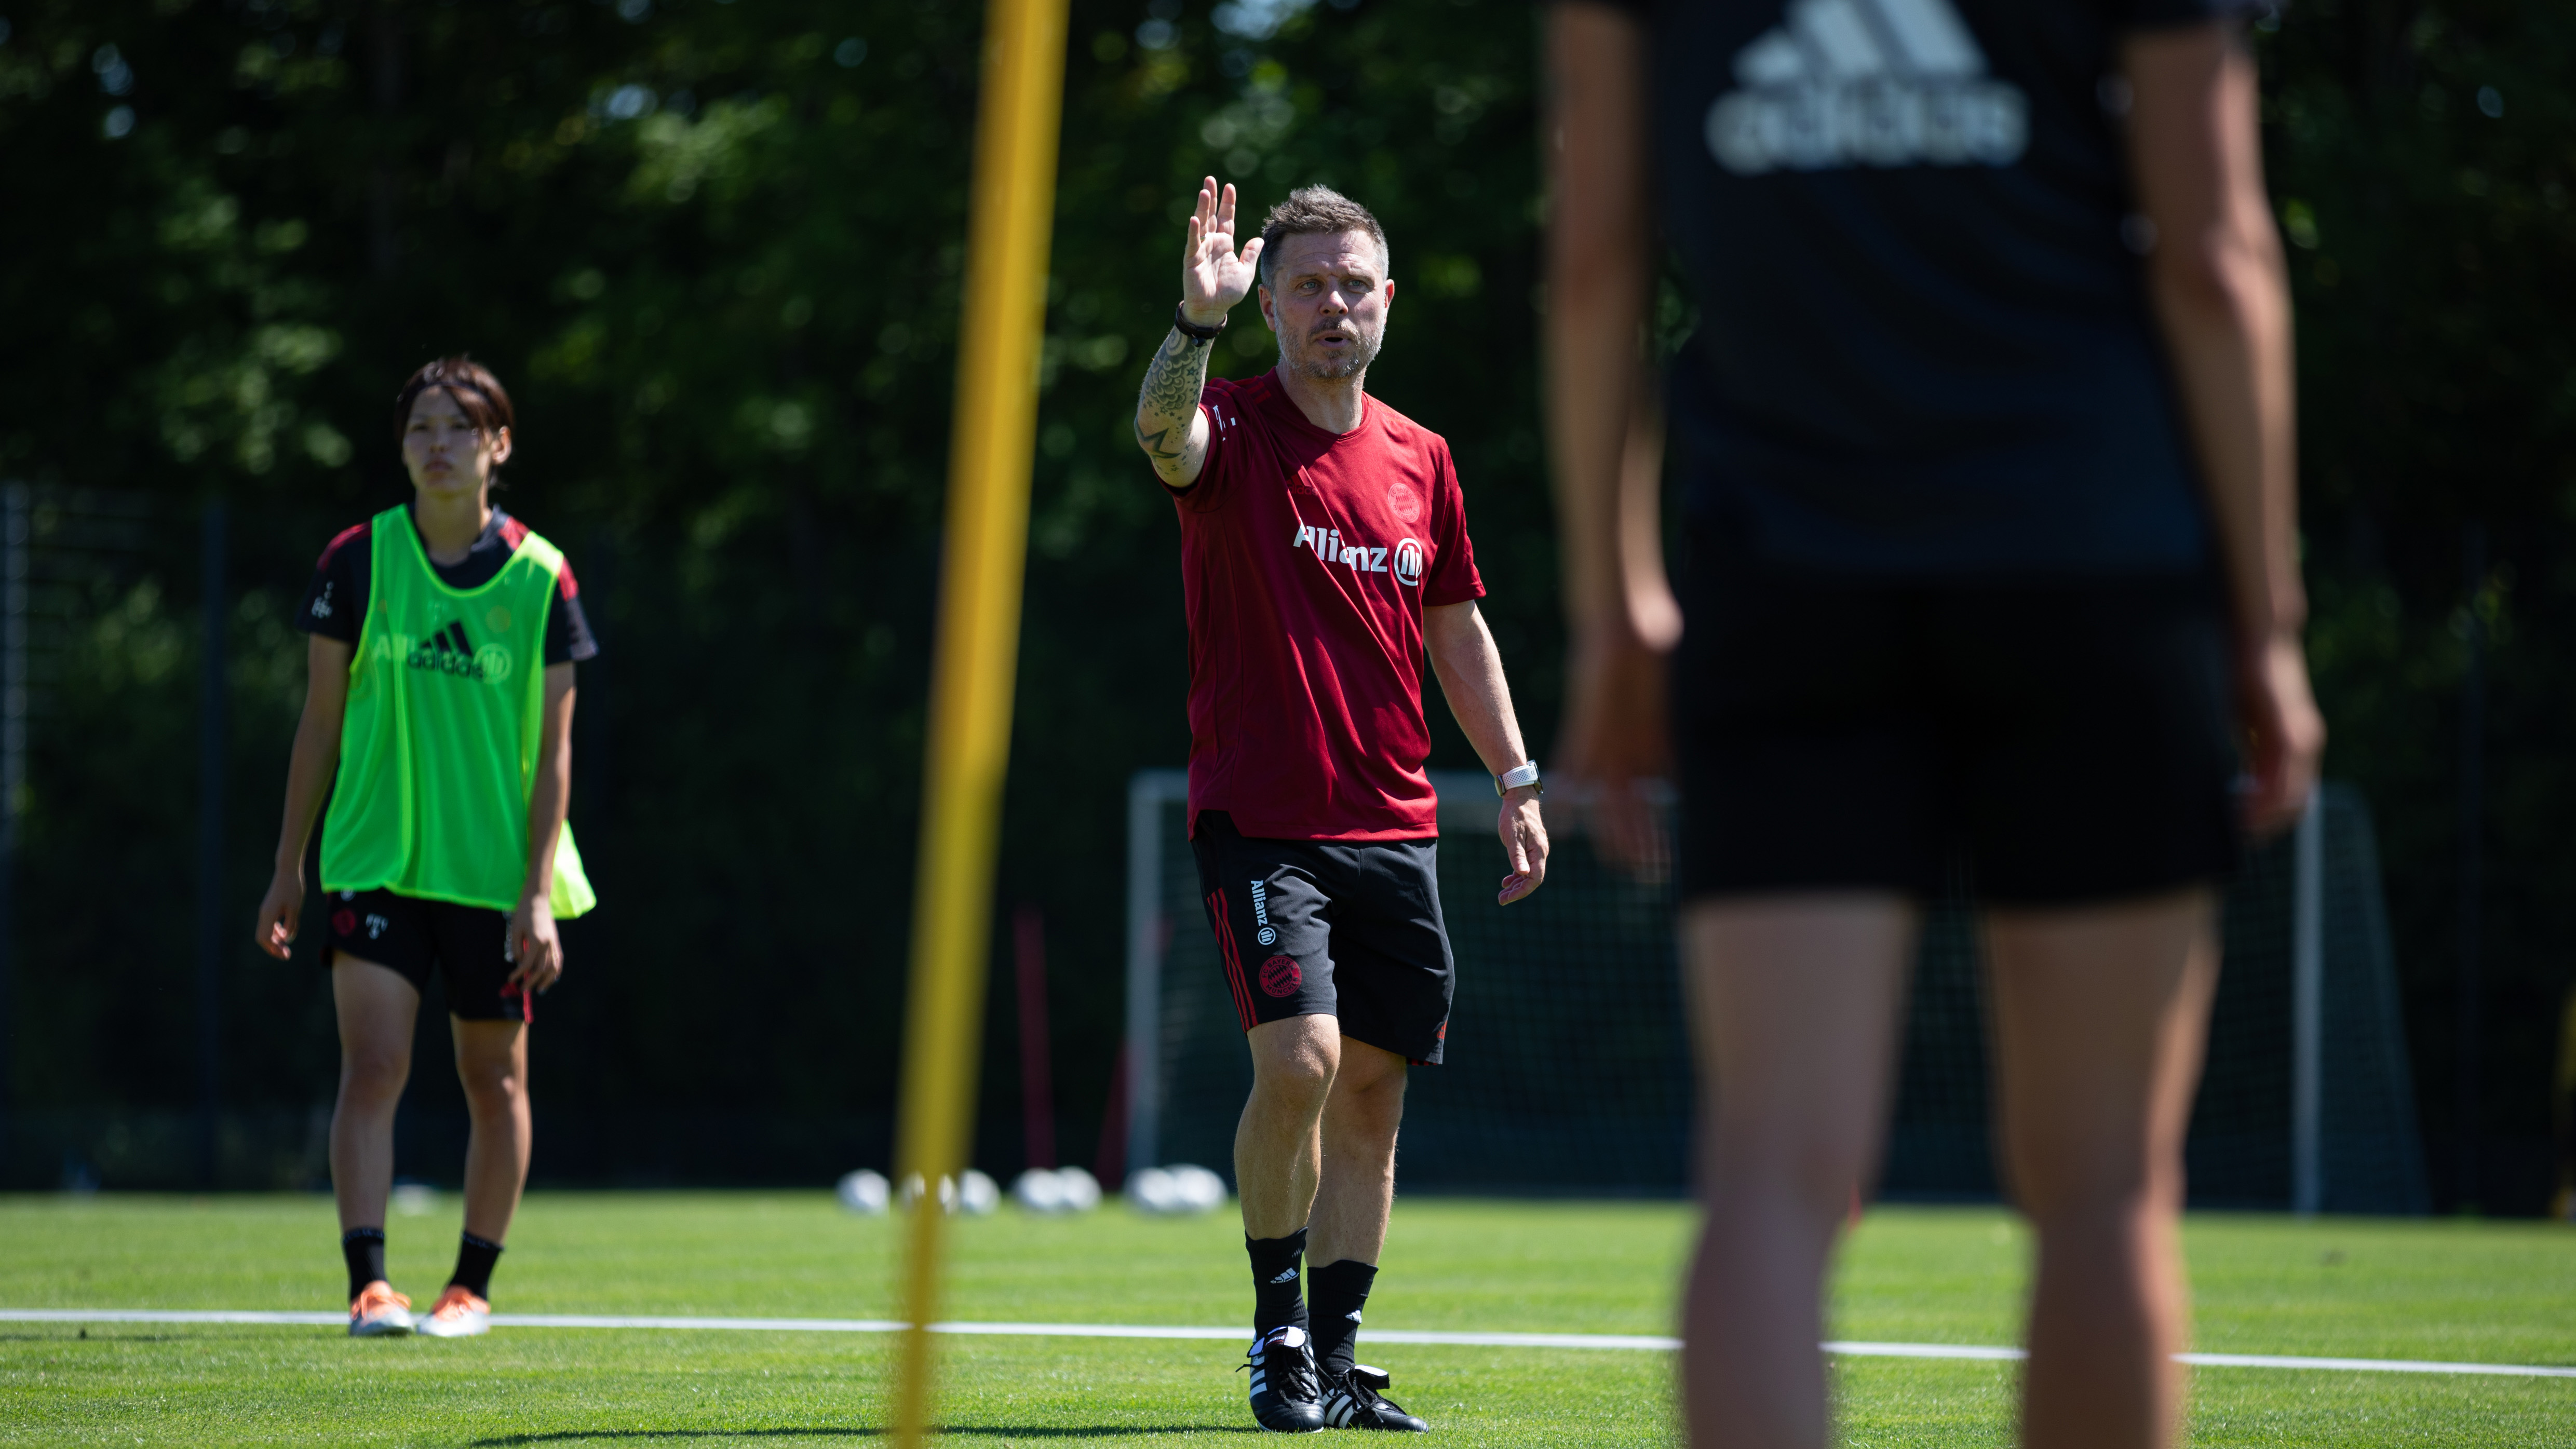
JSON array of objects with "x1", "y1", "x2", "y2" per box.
[{"x1": 319, "y1": 506, "x2": 597, "y2": 917}]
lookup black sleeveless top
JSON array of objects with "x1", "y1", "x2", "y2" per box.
[{"x1": 1603, "y1": 0, "x2": 2253, "y2": 575}]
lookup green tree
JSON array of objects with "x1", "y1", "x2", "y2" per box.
[
  {"x1": 2, "y1": 0, "x2": 2569, "y2": 1209},
  {"x1": 2267, "y1": 0, "x2": 2576, "y2": 1210},
  {"x1": 0, "y1": 0, "x2": 1548, "y2": 1187}
]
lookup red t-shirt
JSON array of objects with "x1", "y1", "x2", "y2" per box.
[{"x1": 1168, "y1": 370, "x2": 1485, "y2": 841}]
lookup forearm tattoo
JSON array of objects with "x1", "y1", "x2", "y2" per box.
[{"x1": 1134, "y1": 327, "x2": 1213, "y2": 470}]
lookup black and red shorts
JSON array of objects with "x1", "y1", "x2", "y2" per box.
[
  {"x1": 1190, "y1": 810, "x2": 1455, "y2": 1065},
  {"x1": 321, "y1": 887, "x2": 530, "y2": 1022}
]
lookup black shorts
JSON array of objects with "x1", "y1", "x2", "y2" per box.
[
  {"x1": 1191, "y1": 810, "x2": 1456, "y2": 1065},
  {"x1": 321, "y1": 887, "x2": 530, "y2": 1022},
  {"x1": 1673, "y1": 543, "x2": 2241, "y2": 907}
]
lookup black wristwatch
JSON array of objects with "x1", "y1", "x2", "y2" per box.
[{"x1": 1173, "y1": 303, "x2": 1228, "y2": 340}]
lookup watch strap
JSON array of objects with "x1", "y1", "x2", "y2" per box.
[
  {"x1": 1172, "y1": 303, "x2": 1227, "y2": 340},
  {"x1": 1495, "y1": 761, "x2": 1543, "y2": 796}
]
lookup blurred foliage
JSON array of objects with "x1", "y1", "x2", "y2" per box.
[
  {"x1": 0, "y1": 0, "x2": 2568, "y2": 1207},
  {"x1": 0, "y1": 0, "x2": 1546, "y2": 1185},
  {"x1": 2262, "y1": 0, "x2": 2576, "y2": 1209}
]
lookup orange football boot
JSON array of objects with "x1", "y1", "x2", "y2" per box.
[
  {"x1": 347, "y1": 1280, "x2": 414, "y2": 1337},
  {"x1": 416, "y1": 1284, "x2": 491, "y2": 1338}
]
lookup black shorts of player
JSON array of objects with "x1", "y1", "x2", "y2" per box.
[
  {"x1": 321, "y1": 887, "x2": 529, "y2": 1022},
  {"x1": 1191, "y1": 810, "x2": 1456, "y2": 1065},
  {"x1": 1672, "y1": 537, "x2": 2242, "y2": 906}
]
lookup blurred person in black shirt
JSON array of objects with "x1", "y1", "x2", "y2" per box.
[{"x1": 1545, "y1": 3, "x2": 2322, "y2": 1446}]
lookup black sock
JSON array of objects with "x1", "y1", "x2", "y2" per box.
[
  {"x1": 1246, "y1": 1228, "x2": 1310, "y2": 1338},
  {"x1": 1307, "y1": 1259, "x2": 1377, "y2": 1379},
  {"x1": 341, "y1": 1227, "x2": 387, "y2": 1302},
  {"x1": 448, "y1": 1231, "x2": 505, "y2": 1299}
]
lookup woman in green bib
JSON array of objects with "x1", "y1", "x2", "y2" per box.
[{"x1": 254, "y1": 357, "x2": 599, "y2": 1339}]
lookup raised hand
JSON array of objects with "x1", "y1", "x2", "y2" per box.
[{"x1": 1181, "y1": 176, "x2": 1262, "y2": 326}]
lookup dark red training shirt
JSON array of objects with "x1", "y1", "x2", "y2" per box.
[{"x1": 1168, "y1": 371, "x2": 1485, "y2": 842}]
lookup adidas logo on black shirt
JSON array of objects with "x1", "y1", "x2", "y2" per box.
[{"x1": 1708, "y1": 0, "x2": 2029, "y2": 176}]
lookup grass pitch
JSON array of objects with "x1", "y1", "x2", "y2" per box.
[{"x1": 2, "y1": 1193, "x2": 2570, "y2": 1446}]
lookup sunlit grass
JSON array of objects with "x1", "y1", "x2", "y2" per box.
[{"x1": 1, "y1": 1194, "x2": 2567, "y2": 1446}]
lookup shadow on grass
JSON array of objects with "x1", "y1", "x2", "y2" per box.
[{"x1": 470, "y1": 1429, "x2": 1260, "y2": 1444}]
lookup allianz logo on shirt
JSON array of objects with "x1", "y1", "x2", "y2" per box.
[
  {"x1": 1707, "y1": 0, "x2": 2029, "y2": 177},
  {"x1": 1293, "y1": 522, "x2": 1426, "y2": 589}
]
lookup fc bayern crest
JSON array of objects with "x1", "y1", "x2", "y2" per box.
[{"x1": 1259, "y1": 955, "x2": 1302, "y2": 997}]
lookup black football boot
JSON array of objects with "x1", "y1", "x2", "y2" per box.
[
  {"x1": 1321, "y1": 1364, "x2": 1429, "y2": 1432},
  {"x1": 1241, "y1": 1324, "x2": 1327, "y2": 1433}
]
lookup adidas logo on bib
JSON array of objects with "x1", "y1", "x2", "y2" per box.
[
  {"x1": 400, "y1": 620, "x2": 514, "y2": 684},
  {"x1": 1707, "y1": 0, "x2": 2028, "y2": 176}
]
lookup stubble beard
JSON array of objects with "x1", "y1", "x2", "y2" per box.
[{"x1": 1283, "y1": 324, "x2": 1382, "y2": 383}]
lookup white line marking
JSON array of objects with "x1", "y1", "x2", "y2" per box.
[
  {"x1": 1371, "y1": 1330, "x2": 1682, "y2": 1351},
  {"x1": 936, "y1": 1322, "x2": 1239, "y2": 1342},
  {"x1": 2176, "y1": 1351, "x2": 2576, "y2": 1379},
  {"x1": 5, "y1": 1310, "x2": 348, "y2": 1328},
  {"x1": 520, "y1": 1316, "x2": 911, "y2": 1333},
  {"x1": 1826, "y1": 1340, "x2": 2021, "y2": 1362},
  {"x1": 4, "y1": 1311, "x2": 2569, "y2": 1378}
]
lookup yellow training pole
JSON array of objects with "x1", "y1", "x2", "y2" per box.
[{"x1": 891, "y1": 0, "x2": 1068, "y2": 1443}]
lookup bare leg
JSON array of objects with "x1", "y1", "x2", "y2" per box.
[
  {"x1": 1680, "y1": 896, "x2": 1917, "y2": 1449},
  {"x1": 451, "y1": 1017, "x2": 532, "y2": 1244},
  {"x1": 330, "y1": 957, "x2": 421, "y2": 1235},
  {"x1": 1309, "y1": 1039, "x2": 1408, "y2": 1267},
  {"x1": 1237, "y1": 1013, "x2": 1341, "y2": 1239},
  {"x1": 1986, "y1": 891, "x2": 2218, "y2": 1449}
]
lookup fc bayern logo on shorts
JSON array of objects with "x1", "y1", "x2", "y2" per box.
[
  {"x1": 1256, "y1": 926, "x2": 1277, "y2": 946},
  {"x1": 1259, "y1": 954, "x2": 1302, "y2": 998},
  {"x1": 332, "y1": 909, "x2": 357, "y2": 937}
]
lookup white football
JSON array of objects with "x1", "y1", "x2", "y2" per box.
[
  {"x1": 1055, "y1": 1166, "x2": 1102, "y2": 1211},
  {"x1": 896, "y1": 1173, "x2": 951, "y2": 1213},
  {"x1": 1167, "y1": 1163, "x2": 1229, "y2": 1213},
  {"x1": 959, "y1": 1169, "x2": 1002, "y2": 1216},
  {"x1": 835, "y1": 1169, "x2": 891, "y2": 1215},
  {"x1": 1012, "y1": 1169, "x2": 1068, "y2": 1213},
  {"x1": 1126, "y1": 1166, "x2": 1180, "y2": 1214}
]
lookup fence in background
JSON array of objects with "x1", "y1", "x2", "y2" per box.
[{"x1": 1128, "y1": 770, "x2": 2431, "y2": 1212}]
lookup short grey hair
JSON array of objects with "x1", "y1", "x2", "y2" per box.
[{"x1": 1257, "y1": 186, "x2": 1390, "y2": 289}]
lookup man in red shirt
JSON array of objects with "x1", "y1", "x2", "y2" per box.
[{"x1": 1133, "y1": 179, "x2": 1550, "y2": 1434}]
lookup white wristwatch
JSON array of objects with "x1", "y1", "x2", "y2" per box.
[{"x1": 1494, "y1": 760, "x2": 1544, "y2": 797}]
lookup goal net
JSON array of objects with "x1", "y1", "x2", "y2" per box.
[{"x1": 1125, "y1": 773, "x2": 2429, "y2": 1212}]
